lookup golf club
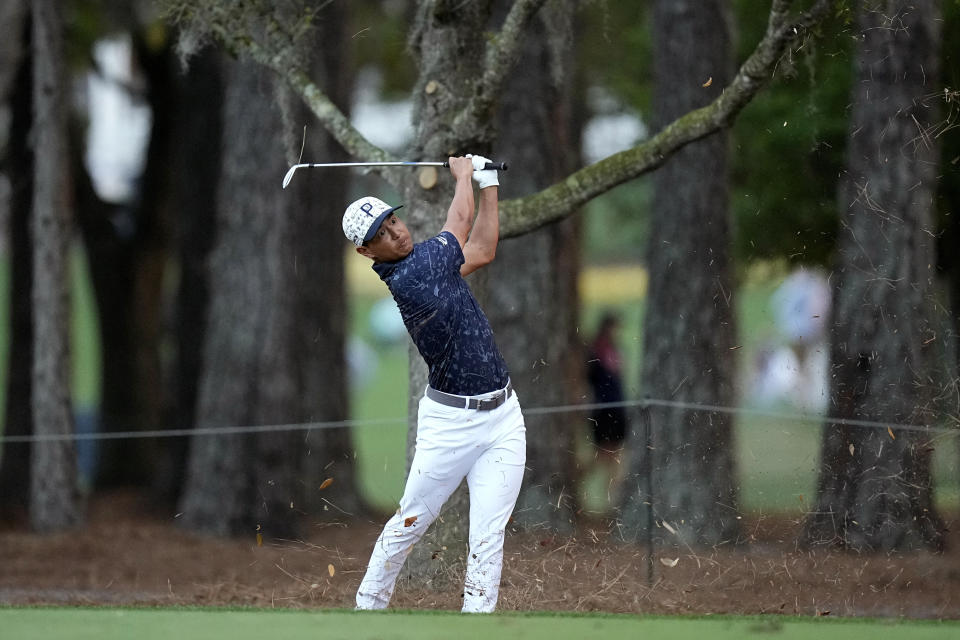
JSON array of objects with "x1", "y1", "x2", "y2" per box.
[{"x1": 281, "y1": 160, "x2": 509, "y2": 189}]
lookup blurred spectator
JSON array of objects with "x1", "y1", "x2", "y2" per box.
[
  {"x1": 755, "y1": 267, "x2": 831, "y2": 413},
  {"x1": 772, "y1": 268, "x2": 830, "y2": 355},
  {"x1": 586, "y1": 312, "x2": 628, "y2": 504}
]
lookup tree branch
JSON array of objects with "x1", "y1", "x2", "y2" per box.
[
  {"x1": 499, "y1": 0, "x2": 836, "y2": 238},
  {"x1": 454, "y1": 0, "x2": 548, "y2": 133},
  {"x1": 237, "y1": 30, "x2": 399, "y2": 185},
  {"x1": 164, "y1": 0, "x2": 399, "y2": 185}
]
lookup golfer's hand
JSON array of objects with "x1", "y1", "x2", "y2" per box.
[
  {"x1": 469, "y1": 154, "x2": 499, "y2": 189},
  {"x1": 448, "y1": 156, "x2": 474, "y2": 181}
]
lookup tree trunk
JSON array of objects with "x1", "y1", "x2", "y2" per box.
[
  {"x1": 483, "y1": 0, "x2": 581, "y2": 533},
  {"x1": 295, "y1": 0, "x2": 358, "y2": 520},
  {"x1": 803, "y1": 0, "x2": 945, "y2": 551},
  {"x1": 128, "y1": 31, "x2": 178, "y2": 493},
  {"x1": 177, "y1": 57, "x2": 297, "y2": 538},
  {"x1": 0, "y1": 1, "x2": 32, "y2": 523},
  {"x1": 621, "y1": 0, "x2": 740, "y2": 548},
  {"x1": 937, "y1": 2, "x2": 960, "y2": 491},
  {"x1": 177, "y1": 28, "x2": 358, "y2": 537},
  {"x1": 394, "y1": 1, "x2": 496, "y2": 589},
  {"x1": 30, "y1": 0, "x2": 80, "y2": 532},
  {"x1": 154, "y1": 43, "x2": 223, "y2": 506}
]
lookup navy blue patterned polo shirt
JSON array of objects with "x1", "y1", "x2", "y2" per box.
[{"x1": 372, "y1": 231, "x2": 510, "y2": 396}]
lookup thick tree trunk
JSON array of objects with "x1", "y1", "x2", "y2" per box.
[
  {"x1": 178, "y1": 57, "x2": 296, "y2": 538},
  {"x1": 621, "y1": 0, "x2": 740, "y2": 548},
  {"x1": 938, "y1": 4, "x2": 960, "y2": 488},
  {"x1": 484, "y1": 0, "x2": 580, "y2": 533},
  {"x1": 803, "y1": 0, "x2": 945, "y2": 551},
  {"x1": 296, "y1": 0, "x2": 358, "y2": 520},
  {"x1": 128, "y1": 33, "x2": 178, "y2": 492},
  {"x1": 153, "y1": 44, "x2": 223, "y2": 505},
  {"x1": 177, "y1": 57, "x2": 300, "y2": 539},
  {"x1": 30, "y1": 0, "x2": 80, "y2": 532},
  {"x1": 178, "y1": 33, "x2": 358, "y2": 538},
  {"x1": 397, "y1": 1, "x2": 494, "y2": 589},
  {"x1": 0, "y1": 2, "x2": 32, "y2": 523}
]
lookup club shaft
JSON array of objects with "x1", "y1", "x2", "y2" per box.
[
  {"x1": 282, "y1": 160, "x2": 508, "y2": 188},
  {"x1": 297, "y1": 161, "x2": 444, "y2": 168},
  {"x1": 294, "y1": 161, "x2": 507, "y2": 170}
]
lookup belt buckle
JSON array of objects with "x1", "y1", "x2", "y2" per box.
[{"x1": 478, "y1": 391, "x2": 502, "y2": 411}]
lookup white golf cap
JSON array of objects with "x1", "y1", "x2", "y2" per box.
[{"x1": 342, "y1": 196, "x2": 404, "y2": 246}]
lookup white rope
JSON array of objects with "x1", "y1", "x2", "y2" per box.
[{"x1": 1, "y1": 397, "x2": 955, "y2": 444}]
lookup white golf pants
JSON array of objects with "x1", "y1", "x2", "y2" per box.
[{"x1": 356, "y1": 384, "x2": 526, "y2": 613}]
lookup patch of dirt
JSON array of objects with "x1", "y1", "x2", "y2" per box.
[{"x1": 2, "y1": 491, "x2": 958, "y2": 618}]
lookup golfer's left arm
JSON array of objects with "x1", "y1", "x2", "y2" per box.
[{"x1": 460, "y1": 158, "x2": 500, "y2": 277}]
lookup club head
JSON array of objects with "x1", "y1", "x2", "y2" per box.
[{"x1": 282, "y1": 164, "x2": 300, "y2": 189}]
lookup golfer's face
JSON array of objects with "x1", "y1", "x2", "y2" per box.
[{"x1": 366, "y1": 215, "x2": 413, "y2": 261}]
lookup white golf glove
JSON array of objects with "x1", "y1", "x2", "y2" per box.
[{"x1": 469, "y1": 154, "x2": 499, "y2": 190}]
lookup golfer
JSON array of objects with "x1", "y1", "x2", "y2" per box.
[{"x1": 344, "y1": 155, "x2": 526, "y2": 613}]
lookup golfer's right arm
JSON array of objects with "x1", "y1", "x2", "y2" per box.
[{"x1": 441, "y1": 156, "x2": 477, "y2": 250}]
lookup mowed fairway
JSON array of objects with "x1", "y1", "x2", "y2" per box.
[{"x1": 2, "y1": 608, "x2": 958, "y2": 640}]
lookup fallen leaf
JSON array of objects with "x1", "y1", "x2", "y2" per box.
[
  {"x1": 887, "y1": 426, "x2": 896, "y2": 440},
  {"x1": 662, "y1": 520, "x2": 677, "y2": 535},
  {"x1": 849, "y1": 443, "x2": 855, "y2": 456},
  {"x1": 328, "y1": 564, "x2": 335, "y2": 577},
  {"x1": 702, "y1": 76, "x2": 713, "y2": 87},
  {"x1": 319, "y1": 478, "x2": 334, "y2": 490},
  {"x1": 660, "y1": 557, "x2": 679, "y2": 567},
  {"x1": 404, "y1": 515, "x2": 418, "y2": 527}
]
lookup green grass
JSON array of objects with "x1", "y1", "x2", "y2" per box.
[
  {"x1": 1, "y1": 608, "x2": 958, "y2": 640},
  {"x1": 737, "y1": 411, "x2": 821, "y2": 512},
  {"x1": 347, "y1": 296, "x2": 409, "y2": 511}
]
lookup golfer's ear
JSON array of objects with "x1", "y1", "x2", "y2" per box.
[{"x1": 357, "y1": 246, "x2": 375, "y2": 260}]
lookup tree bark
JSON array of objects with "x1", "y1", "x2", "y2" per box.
[
  {"x1": 154, "y1": 44, "x2": 223, "y2": 505},
  {"x1": 395, "y1": 0, "x2": 495, "y2": 590},
  {"x1": 621, "y1": 0, "x2": 740, "y2": 548},
  {"x1": 294, "y1": 1, "x2": 358, "y2": 520},
  {"x1": 803, "y1": 0, "x2": 945, "y2": 551},
  {"x1": 177, "y1": 27, "x2": 359, "y2": 537},
  {"x1": 30, "y1": 0, "x2": 80, "y2": 532},
  {"x1": 0, "y1": 1, "x2": 32, "y2": 523},
  {"x1": 483, "y1": 0, "x2": 581, "y2": 533},
  {"x1": 178, "y1": 56, "x2": 297, "y2": 538}
]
